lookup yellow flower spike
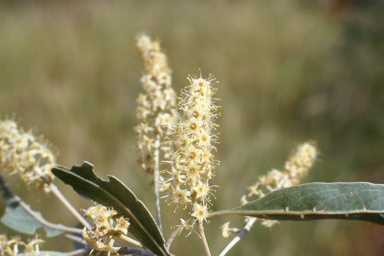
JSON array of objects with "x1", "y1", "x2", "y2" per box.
[
  {"x1": 242, "y1": 141, "x2": 318, "y2": 230},
  {"x1": 163, "y1": 72, "x2": 220, "y2": 218},
  {"x1": 135, "y1": 34, "x2": 176, "y2": 176},
  {"x1": 0, "y1": 119, "x2": 57, "y2": 193}
]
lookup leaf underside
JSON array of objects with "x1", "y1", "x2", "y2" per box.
[
  {"x1": 51, "y1": 162, "x2": 170, "y2": 256},
  {"x1": 0, "y1": 175, "x2": 63, "y2": 237},
  {"x1": 215, "y1": 182, "x2": 384, "y2": 225}
]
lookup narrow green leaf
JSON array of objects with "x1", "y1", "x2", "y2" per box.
[
  {"x1": 51, "y1": 162, "x2": 170, "y2": 256},
  {"x1": 0, "y1": 175, "x2": 63, "y2": 237},
  {"x1": 211, "y1": 182, "x2": 384, "y2": 225}
]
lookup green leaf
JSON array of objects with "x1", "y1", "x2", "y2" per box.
[
  {"x1": 51, "y1": 162, "x2": 170, "y2": 256},
  {"x1": 0, "y1": 174, "x2": 63, "y2": 237},
  {"x1": 211, "y1": 182, "x2": 384, "y2": 225}
]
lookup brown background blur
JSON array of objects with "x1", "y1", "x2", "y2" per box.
[{"x1": 0, "y1": 1, "x2": 383, "y2": 255}]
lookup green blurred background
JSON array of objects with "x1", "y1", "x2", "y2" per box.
[{"x1": 0, "y1": 0, "x2": 383, "y2": 255}]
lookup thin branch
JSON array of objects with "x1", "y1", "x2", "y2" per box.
[
  {"x1": 198, "y1": 220, "x2": 211, "y2": 256},
  {"x1": 153, "y1": 132, "x2": 162, "y2": 233},
  {"x1": 219, "y1": 217, "x2": 257, "y2": 256},
  {"x1": 48, "y1": 182, "x2": 91, "y2": 229},
  {"x1": 0, "y1": 174, "x2": 83, "y2": 234},
  {"x1": 117, "y1": 233, "x2": 143, "y2": 248}
]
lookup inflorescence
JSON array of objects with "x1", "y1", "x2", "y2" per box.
[
  {"x1": 82, "y1": 204, "x2": 130, "y2": 256},
  {"x1": 135, "y1": 34, "x2": 176, "y2": 175},
  {"x1": 0, "y1": 119, "x2": 57, "y2": 192},
  {"x1": 162, "y1": 73, "x2": 220, "y2": 224}
]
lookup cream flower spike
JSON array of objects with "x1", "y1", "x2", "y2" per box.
[
  {"x1": 241, "y1": 141, "x2": 318, "y2": 230},
  {"x1": 135, "y1": 34, "x2": 176, "y2": 175},
  {"x1": 0, "y1": 119, "x2": 57, "y2": 193},
  {"x1": 163, "y1": 72, "x2": 220, "y2": 219}
]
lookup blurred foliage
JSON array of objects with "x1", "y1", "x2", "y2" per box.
[{"x1": 0, "y1": 0, "x2": 383, "y2": 255}]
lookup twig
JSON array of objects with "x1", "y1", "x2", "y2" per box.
[
  {"x1": 153, "y1": 132, "x2": 162, "y2": 233},
  {"x1": 219, "y1": 217, "x2": 257, "y2": 256},
  {"x1": 62, "y1": 248, "x2": 88, "y2": 256},
  {"x1": 198, "y1": 220, "x2": 211, "y2": 256},
  {"x1": 0, "y1": 174, "x2": 83, "y2": 234},
  {"x1": 117, "y1": 233, "x2": 143, "y2": 248},
  {"x1": 48, "y1": 182, "x2": 91, "y2": 229}
]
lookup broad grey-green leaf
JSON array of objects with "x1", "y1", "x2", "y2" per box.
[
  {"x1": 0, "y1": 174, "x2": 63, "y2": 237},
  {"x1": 210, "y1": 182, "x2": 384, "y2": 225},
  {"x1": 51, "y1": 162, "x2": 170, "y2": 256}
]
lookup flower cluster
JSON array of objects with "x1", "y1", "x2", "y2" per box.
[
  {"x1": 162, "y1": 73, "x2": 220, "y2": 223},
  {"x1": 238, "y1": 141, "x2": 318, "y2": 230},
  {"x1": 0, "y1": 119, "x2": 57, "y2": 192},
  {"x1": 0, "y1": 234, "x2": 44, "y2": 256},
  {"x1": 135, "y1": 34, "x2": 176, "y2": 174},
  {"x1": 82, "y1": 204, "x2": 130, "y2": 256},
  {"x1": 247, "y1": 141, "x2": 318, "y2": 198},
  {"x1": 0, "y1": 234, "x2": 21, "y2": 256},
  {"x1": 220, "y1": 142, "x2": 318, "y2": 238}
]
